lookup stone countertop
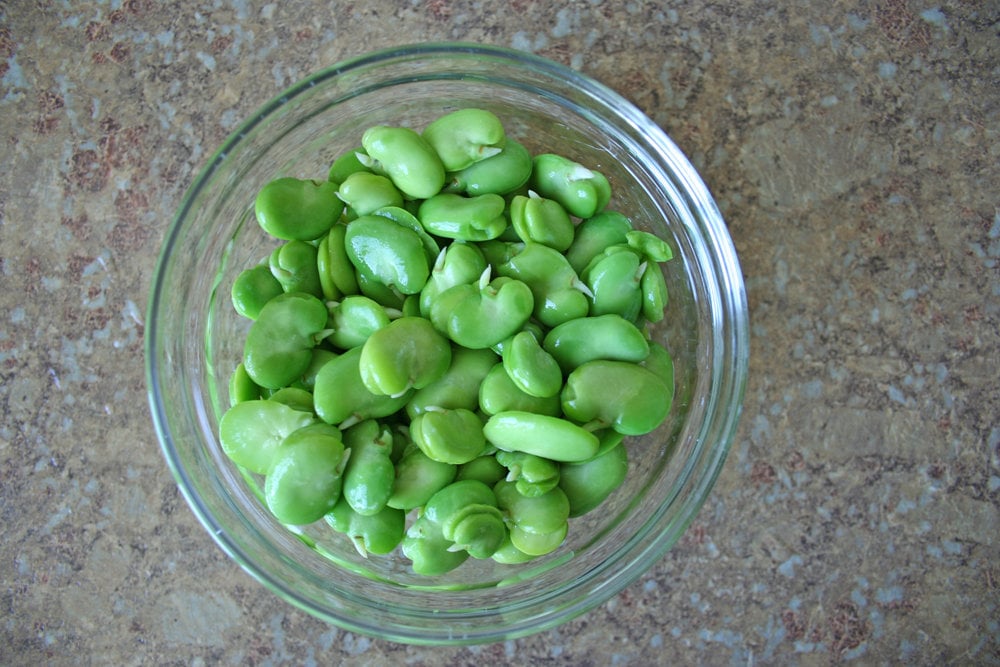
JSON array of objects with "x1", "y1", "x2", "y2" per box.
[{"x1": 1, "y1": 1, "x2": 997, "y2": 664}]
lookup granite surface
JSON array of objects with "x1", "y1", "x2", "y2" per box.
[{"x1": 1, "y1": 0, "x2": 998, "y2": 664}]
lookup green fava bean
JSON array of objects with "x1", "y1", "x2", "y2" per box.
[
  {"x1": 542, "y1": 314, "x2": 650, "y2": 373},
  {"x1": 640, "y1": 261, "x2": 669, "y2": 323},
  {"x1": 448, "y1": 139, "x2": 532, "y2": 196},
  {"x1": 359, "y1": 316, "x2": 451, "y2": 396},
  {"x1": 494, "y1": 479, "x2": 570, "y2": 536},
  {"x1": 327, "y1": 295, "x2": 392, "y2": 350},
  {"x1": 372, "y1": 205, "x2": 441, "y2": 265},
  {"x1": 356, "y1": 269, "x2": 406, "y2": 309},
  {"x1": 491, "y1": 531, "x2": 537, "y2": 564},
  {"x1": 232, "y1": 264, "x2": 284, "y2": 320},
  {"x1": 318, "y1": 222, "x2": 360, "y2": 300},
  {"x1": 255, "y1": 177, "x2": 344, "y2": 242},
  {"x1": 476, "y1": 239, "x2": 523, "y2": 269},
  {"x1": 419, "y1": 242, "x2": 487, "y2": 317},
  {"x1": 498, "y1": 243, "x2": 590, "y2": 328},
  {"x1": 640, "y1": 341, "x2": 675, "y2": 389},
  {"x1": 337, "y1": 171, "x2": 404, "y2": 217},
  {"x1": 341, "y1": 419, "x2": 395, "y2": 516},
  {"x1": 406, "y1": 345, "x2": 498, "y2": 418},
  {"x1": 293, "y1": 348, "x2": 338, "y2": 391},
  {"x1": 417, "y1": 192, "x2": 508, "y2": 241},
  {"x1": 583, "y1": 247, "x2": 644, "y2": 321},
  {"x1": 243, "y1": 292, "x2": 330, "y2": 389},
  {"x1": 401, "y1": 511, "x2": 469, "y2": 576},
  {"x1": 228, "y1": 362, "x2": 261, "y2": 406},
  {"x1": 361, "y1": 125, "x2": 445, "y2": 199},
  {"x1": 565, "y1": 210, "x2": 633, "y2": 274},
  {"x1": 502, "y1": 330, "x2": 563, "y2": 399},
  {"x1": 325, "y1": 496, "x2": 405, "y2": 556},
  {"x1": 456, "y1": 454, "x2": 507, "y2": 487},
  {"x1": 626, "y1": 230, "x2": 674, "y2": 263},
  {"x1": 479, "y1": 362, "x2": 562, "y2": 417},
  {"x1": 313, "y1": 346, "x2": 414, "y2": 427},
  {"x1": 429, "y1": 270, "x2": 535, "y2": 349},
  {"x1": 344, "y1": 214, "x2": 430, "y2": 295},
  {"x1": 268, "y1": 386, "x2": 315, "y2": 413},
  {"x1": 264, "y1": 423, "x2": 347, "y2": 525},
  {"x1": 561, "y1": 360, "x2": 672, "y2": 436},
  {"x1": 529, "y1": 154, "x2": 611, "y2": 219},
  {"x1": 327, "y1": 147, "x2": 371, "y2": 184},
  {"x1": 421, "y1": 480, "x2": 506, "y2": 559},
  {"x1": 483, "y1": 411, "x2": 599, "y2": 463},
  {"x1": 509, "y1": 523, "x2": 568, "y2": 557},
  {"x1": 269, "y1": 240, "x2": 323, "y2": 298},
  {"x1": 495, "y1": 450, "x2": 560, "y2": 497},
  {"x1": 509, "y1": 192, "x2": 575, "y2": 252},
  {"x1": 387, "y1": 446, "x2": 456, "y2": 511},
  {"x1": 219, "y1": 399, "x2": 317, "y2": 474},
  {"x1": 422, "y1": 108, "x2": 506, "y2": 172},
  {"x1": 559, "y1": 440, "x2": 629, "y2": 517},
  {"x1": 411, "y1": 407, "x2": 486, "y2": 465}
]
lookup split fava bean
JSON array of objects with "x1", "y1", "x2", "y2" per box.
[{"x1": 221, "y1": 109, "x2": 679, "y2": 574}]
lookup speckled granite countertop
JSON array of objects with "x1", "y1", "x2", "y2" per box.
[{"x1": 1, "y1": 1, "x2": 997, "y2": 664}]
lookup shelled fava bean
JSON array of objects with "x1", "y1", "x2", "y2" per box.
[{"x1": 219, "y1": 108, "x2": 676, "y2": 575}]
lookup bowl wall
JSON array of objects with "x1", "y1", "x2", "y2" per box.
[{"x1": 146, "y1": 43, "x2": 748, "y2": 644}]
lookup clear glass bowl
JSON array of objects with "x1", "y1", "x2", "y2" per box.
[{"x1": 145, "y1": 43, "x2": 748, "y2": 645}]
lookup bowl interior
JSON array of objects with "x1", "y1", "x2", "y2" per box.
[{"x1": 147, "y1": 44, "x2": 746, "y2": 644}]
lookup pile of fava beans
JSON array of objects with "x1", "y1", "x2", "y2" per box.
[{"x1": 219, "y1": 109, "x2": 676, "y2": 575}]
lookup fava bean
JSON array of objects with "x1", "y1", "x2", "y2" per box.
[
  {"x1": 268, "y1": 386, "x2": 315, "y2": 413},
  {"x1": 327, "y1": 147, "x2": 371, "y2": 184},
  {"x1": 582, "y1": 246, "x2": 644, "y2": 321},
  {"x1": 361, "y1": 125, "x2": 445, "y2": 199},
  {"x1": 509, "y1": 192, "x2": 574, "y2": 252},
  {"x1": 417, "y1": 192, "x2": 508, "y2": 241},
  {"x1": 494, "y1": 479, "x2": 569, "y2": 556},
  {"x1": 345, "y1": 214, "x2": 430, "y2": 296},
  {"x1": 406, "y1": 345, "x2": 498, "y2": 418},
  {"x1": 447, "y1": 139, "x2": 532, "y2": 196},
  {"x1": 341, "y1": 419, "x2": 395, "y2": 515},
  {"x1": 326, "y1": 295, "x2": 392, "y2": 350},
  {"x1": 561, "y1": 360, "x2": 672, "y2": 436},
  {"x1": 455, "y1": 453, "x2": 507, "y2": 487},
  {"x1": 478, "y1": 362, "x2": 562, "y2": 417},
  {"x1": 410, "y1": 407, "x2": 486, "y2": 465},
  {"x1": 499, "y1": 242, "x2": 590, "y2": 327},
  {"x1": 372, "y1": 205, "x2": 441, "y2": 265},
  {"x1": 243, "y1": 292, "x2": 330, "y2": 389},
  {"x1": 420, "y1": 480, "x2": 506, "y2": 559},
  {"x1": 219, "y1": 399, "x2": 318, "y2": 474},
  {"x1": 265, "y1": 422, "x2": 347, "y2": 525},
  {"x1": 626, "y1": 230, "x2": 674, "y2": 263},
  {"x1": 359, "y1": 316, "x2": 451, "y2": 397},
  {"x1": 429, "y1": 269, "x2": 535, "y2": 349},
  {"x1": 228, "y1": 362, "x2": 261, "y2": 406},
  {"x1": 483, "y1": 411, "x2": 599, "y2": 462},
  {"x1": 558, "y1": 440, "x2": 629, "y2": 517},
  {"x1": 640, "y1": 341, "x2": 675, "y2": 389},
  {"x1": 565, "y1": 210, "x2": 633, "y2": 274},
  {"x1": 495, "y1": 450, "x2": 560, "y2": 497},
  {"x1": 529, "y1": 153, "x2": 611, "y2": 219},
  {"x1": 387, "y1": 445, "x2": 456, "y2": 511},
  {"x1": 501, "y1": 330, "x2": 563, "y2": 399},
  {"x1": 269, "y1": 240, "x2": 323, "y2": 298},
  {"x1": 336, "y1": 171, "x2": 404, "y2": 218},
  {"x1": 418, "y1": 242, "x2": 488, "y2": 317},
  {"x1": 542, "y1": 314, "x2": 650, "y2": 372},
  {"x1": 255, "y1": 177, "x2": 344, "y2": 241},
  {"x1": 640, "y1": 261, "x2": 669, "y2": 323},
  {"x1": 421, "y1": 108, "x2": 506, "y2": 172},
  {"x1": 313, "y1": 346, "x2": 414, "y2": 427},
  {"x1": 232, "y1": 264, "x2": 284, "y2": 320},
  {"x1": 325, "y1": 496, "x2": 405, "y2": 557}
]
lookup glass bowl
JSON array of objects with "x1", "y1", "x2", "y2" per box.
[{"x1": 145, "y1": 42, "x2": 748, "y2": 645}]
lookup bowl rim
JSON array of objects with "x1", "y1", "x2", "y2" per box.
[{"x1": 145, "y1": 41, "x2": 750, "y2": 644}]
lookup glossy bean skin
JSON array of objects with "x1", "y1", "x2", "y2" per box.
[
  {"x1": 640, "y1": 341, "x2": 675, "y2": 389},
  {"x1": 243, "y1": 292, "x2": 330, "y2": 389},
  {"x1": 478, "y1": 362, "x2": 562, "y2": 417},
  {"x1": 410, "y1": 407, "x2": 487, "y2": 465},
  {"x1": 219, "y1": 399, "x2": 318, "y2": 474},
  {"x1": 582, "y1": 246, "x2": 645, "y2": 321},
  {"x1": 447, "y1": 139, "x2": 532, "y2": 196},
  {"x1": 327, "y1": 147, "x2": 370, "y2": 184},
  {"x1": 640, "y1": 261, "x2": 669, "y2": 323},
  {"x1": 325, "y1": 496, "x2": 405, "y2": 556},
  {"x1": 418, "y1": 242, "x2": 488, "y2": 317},
  {"x1": 499, "y1": 243, "x2": 590, "y2": 328},
  {"x1": 565, "y1": 210, "x2": 633, "y2": 274},
  {"x1": 406, "y1": 345, "x2": 498, "y2": 418},
  {"x1": 313, "y1": 346, "x2": 414, "y2": 427},
  {"x1": 361, "y1": 125, "x2": 446, "y2": 199},
  {"x1": 268, "y1": 386, "x2": 315, "y2": 413},
  {"x1": 501, "y1": 330, "x2": 563, "y2": 398},
  {"x1": 337, "y1": 171, "x2": 404, "y2": 218},
  {"x1": 264, "y1": 422, "x2": 348, "y2": 525},
  {"x1": 341, "y1": 419, "x2": 396, "y2": 516},
  {"x1": 483, "y1": 410, "x2": 599, "y2": 462},
  {"x1": 626, "y1": 230, "x2": 673, "y2": 263},
  {"x1": 345, "y1": 214, "x2": 430, "y2": 296},
  {"x1": 254, "y1": 177, "x2": 344, "y2": 241},
  {"x1": 372, "y1": 205, "x2": 441, "y2": 266},
  {"x1": 387, "y1": 445, "x2": 456, "y2": 511},
  {"x1": 326, "y1": 295, "x2": 392, "y2": 351},
  {"x1": 269, "y1": 240, "x2": 324, "y2": 298},
  {"x1": 417, "y1": 192, "x2": 508, "y2": 241},
  {"x1": 529, "y1": 154, "x2": 611, "y2": 219},
  {"x1": 228, "y1": 362, "x2": 261, "y2": 406},
  {"x1": 429, "y1": 271, "x2": 535, "y2": 350},
  {"x1": 359, "y1": 316, "x2": 452, "y2": 397},
  {"x1": 561, "y1": 360, "x2": 672, "y2": 436},
  {"x1": 509, "y1": 192, "x2": 574, "y2": 252},
  {"x1": 493, "y1": 479, "x2": 570, "y2": 556},
  {"x1": 495, "y1": 450, "x2": 560, "y2": 497},
  {"x1": 232, "y1": 264, "x2": 284, "y2": 320},
  {"x1": 558, "y1": 439, "x2": 629, "y2": 517},
  {"x1": 418, "y1": 480, "x2": 505, "y2": 559},
  {"x1": 421, "y1": 108, "x2": 506, "y2": 171},
  {"x1": 317, "y1": 222, "x2": 360, "y2": 300},
  {"x1": 543, "y1": 313, "x2": 650, "y2": 373},
  {"x1": 455, "y1": 453, "x2": 507, "y2": 487}
]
